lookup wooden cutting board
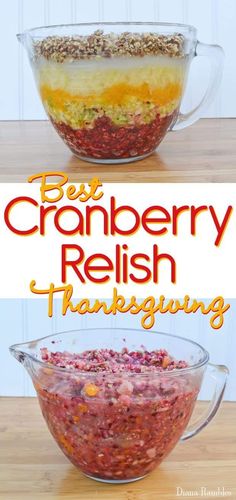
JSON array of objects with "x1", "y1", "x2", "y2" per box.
[
  {"x1": 1, "y1": 119, "x2": 236, "y2": 182},
  {"x1": 0, "y1": 398, "x2": 235, "y2": 500}
]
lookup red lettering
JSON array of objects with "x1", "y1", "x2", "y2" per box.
[
  {"x1": 190, "y1": 206, "x2": 208, "y2": 236},
  {"x1": 209, "y1": 205, "x2": 233, "y2": 246},
  {"x1": 130, "y1": 254, "x2": 151, "y2": 283},
  {"x1": 172, "y1": 205, "x2": 190, "y2": 235},
  {"x1": 85, "y1": 205, "x2": 109, "y2": 235},
  {"x1": 4, "y1": 197, "x2": 38, "y2": 235},
  {"x1": 40, "y1": 205, "x2": 57, "y2": 235},
  {"x1": 110, "y1": 196, "x2": 140, "y2": 235},
  {"x1": 153, "y1": 244, "x2": 176, "y2": 283},
  {"x1": 55, "y1": 206, "x2": 84, "y2": 235},
  {"x1": 61, "y1": 245, "x2": 85, "y2": 283},
  {"x1": 142, "y1": 206, "x2": 171, "y2": 235},
  {"x1": 84, "y1": 255, "x2": 113, "y2": 283}
]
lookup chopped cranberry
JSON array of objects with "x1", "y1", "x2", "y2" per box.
[{"x1": 51, "y1": 112, "x2": 177, "y2": 161}]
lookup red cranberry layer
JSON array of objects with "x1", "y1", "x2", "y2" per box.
[
  {"x1": 51, "y1": 112, "x2": 177, "y2": 161},
  {"x1": 36, "y1": 348, "x2": 198, "y2": 481}
]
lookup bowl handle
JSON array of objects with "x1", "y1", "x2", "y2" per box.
[
  {"x1": 181, "y1": 363, "x2": 229, "y2": 441},
  {"x1": 171, "y1": 41, "x2": 224, "y2": 131}
]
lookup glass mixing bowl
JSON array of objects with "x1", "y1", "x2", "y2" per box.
[
  {"x1": 17, "y1": 23, "x2": 224, "y2": 164},
  {"x1": 10, "y1": 329, "x2": 228, "y2": 484}
]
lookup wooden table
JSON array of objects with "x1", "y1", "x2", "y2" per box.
[
  {"x1": 0, "y1": 398, "x2": 235, "y2": 499},
  {"x1": 1, "y1": 119, "x2": 236, "y2": 183}
]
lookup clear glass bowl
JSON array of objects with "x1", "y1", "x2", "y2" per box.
[
  {"x1": 17, "y1": 23, "x2": 224, "y2": 164},
  {"x1": 10, "y1": 329, "x2": 228, "y2": 484}
]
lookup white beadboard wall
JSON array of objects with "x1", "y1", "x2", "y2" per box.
[
  {"x1": 1, "y1": 0, "x2": 236, "y2": 120},
  {"x1": 1, "y1": 299, "x2": 235, "y2": 400}
]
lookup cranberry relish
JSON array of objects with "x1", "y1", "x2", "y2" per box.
[
  {"x1": 35, "y1": 30, "x2": 185, "y2": 162},
  {"x1": 52, "y1": 111, "x2": 177, "y2": 160},
  {"x1": 37, "y1": 347, "x2": 198, "y2": 481}
]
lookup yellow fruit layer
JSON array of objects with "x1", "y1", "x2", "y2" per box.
[
  {"x1": 37, "y1": 58, "x2": 185, "y2": 128},
  {"x1": 40, "y1": 81, "x2": 182, "y2": 109}
]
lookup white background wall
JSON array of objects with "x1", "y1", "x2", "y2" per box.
[
  {"x1": 1, "y1": 0, "x2": 236, "y2": 120},
  {"x1": 1, "y1": 299, "x2": 235, "y2": 400}
]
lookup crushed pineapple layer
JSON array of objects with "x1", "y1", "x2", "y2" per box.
[{"x1": 36, "y1": 55, "x2": 185, "y2": 94}]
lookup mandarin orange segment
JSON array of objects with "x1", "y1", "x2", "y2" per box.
[{"x1": 84, "y1": 383, "x2": 100, "y2": 397}]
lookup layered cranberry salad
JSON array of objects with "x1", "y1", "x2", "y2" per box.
[
  {"x1": 35, "y1": 346, "x2": 198, "y2": 482},
  {"x1": 33, "y1": 30, "x2": 187, "y2": 161}
]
